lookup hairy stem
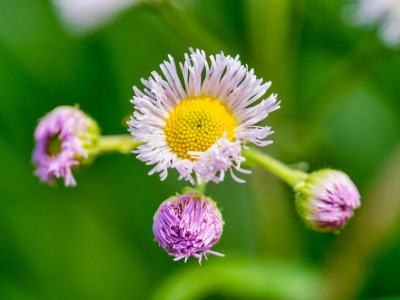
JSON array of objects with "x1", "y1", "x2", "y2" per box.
[
  {"x1": 243, "y1": 148, "x2": 308, "y2": 187},
  {"x1": 97, "y1": 135, "x2": 144, "y2": 155}
]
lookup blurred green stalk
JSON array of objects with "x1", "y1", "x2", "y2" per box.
[
  {"x1": 151, "y1": 258, "x2": 319, "y2": 300},
  {"x1": 145, "y1": 1, "x2": 229, "y2": 53},
  {"x1": 245, "y1": 0, "x2": 297, "y2": 108},
  {"x1": 243, "y1": 0, "x2": 304, "y2": 261}
]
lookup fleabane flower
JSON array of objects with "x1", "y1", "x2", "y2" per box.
[
  {"x1": 295, "y1": 169, "x2": 361, "y2": 233},
  {"x1": 33, "y1": 106, "x2": 99, "y2": 187},
  {"x1": 349, "y1": 0, "x2": 400, "y2": 47},
  {"x1": 152, "y1": 192, "x2": 224, "y2": 264},
  {"x1": 128, "y1": 49, "x2": 280, "y2": 184}
]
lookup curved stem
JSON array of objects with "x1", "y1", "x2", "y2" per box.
[
  {"x1": 243, "y1": 148, "x2": 308, "y2": 188},
  {"x1": 97, "y1": 135, "x2": 144, "y2": 155}
]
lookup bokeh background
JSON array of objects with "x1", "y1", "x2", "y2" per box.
[{"x1": 1, "y1": 0, "x2": 400, "y2": 299}]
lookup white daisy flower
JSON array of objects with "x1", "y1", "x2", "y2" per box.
[
  {"x1": 351, "y1": 0, "x2": 400, "y2": 47},
  {"x1": 128, "y1": 49, "x2": 280, "y2": 185}
]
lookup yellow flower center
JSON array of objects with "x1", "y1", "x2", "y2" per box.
[{"x1": 164, "y1": 96, "x2": 237, "y2": 160}]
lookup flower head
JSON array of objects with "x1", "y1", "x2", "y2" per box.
[
  {"x1": 295, "y1": 169, "x2": 361, "y2": 233},
  {"x1": 152, "y1": 192, "x2": 224, "y2": 264},
  {"x1": 128, "y1": 49, "x2": 280, "y2": 184},
  {"x1": 350, "y1": 0, "x2": 400, "y2": 47},
  {"x1": 32, "y1": 106, "x2": 99, "y2": 186}
]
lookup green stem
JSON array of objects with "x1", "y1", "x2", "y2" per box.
[
  {"x1": 194, "y1": 179, "x2": 207, "y2": 195},
  {"x1": 181, "y1": 178, "x2": 208, "y2": 196},
  {"x1": 243, "y1": 148, "x2": 308, "y2": 187},
  {"x1": 97, "y1": 135, "x2": 144, "y2": 155}
]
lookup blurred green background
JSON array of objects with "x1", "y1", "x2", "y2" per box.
[{"x1": 1, "y1": 0, "x2": 400, "y2": 299}]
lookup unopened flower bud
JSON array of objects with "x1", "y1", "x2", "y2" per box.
[
  {"x1": 152, "y1": 192, "x2": 224, "y2": 264},
  {"x1": 295, "y1": 169, "x2": 361, "y2": 233},
  {"x1": 32, "y1": 106, "x2": 99, "y2": 186}
]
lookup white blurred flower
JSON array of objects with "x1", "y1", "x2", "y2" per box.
[
  {"x1": 348, "y1": 0, "x2": 400, "y2": 47},
  {"x1": 52, "y1": 0, "x2": 144, "y2": 34}
]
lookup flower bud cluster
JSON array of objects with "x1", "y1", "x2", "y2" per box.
[{"x1": 32, "y1": 48, "x2": 362, "y2": 264}]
